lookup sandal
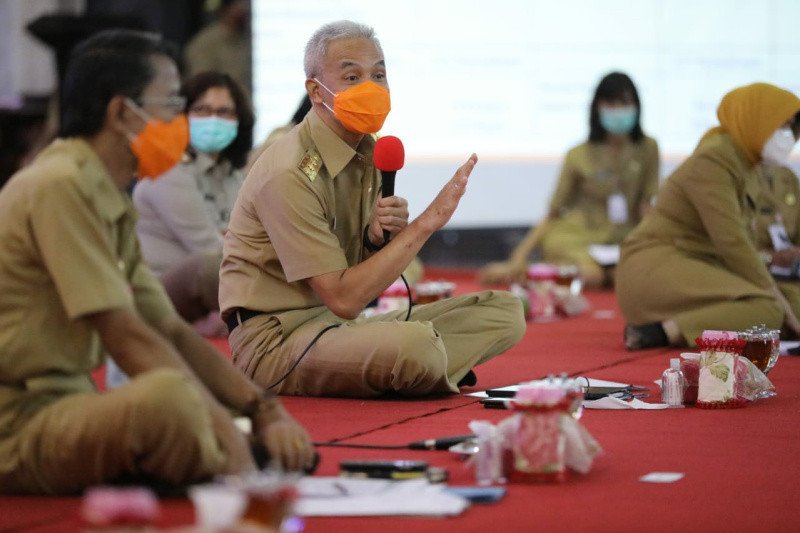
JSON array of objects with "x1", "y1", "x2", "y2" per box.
[{"x1": 624, "y1": 323, "x2": 669, "y2": 350}]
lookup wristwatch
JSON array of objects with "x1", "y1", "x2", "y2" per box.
[{"x1": 363, "y1": 226, "x2": 385, "y2": 252}]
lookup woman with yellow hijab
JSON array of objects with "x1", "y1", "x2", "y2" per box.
[{"x1": 616, "y1": 83, "x2": 800, "y2": 349}]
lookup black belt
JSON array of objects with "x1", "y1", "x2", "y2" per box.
[{"x1": 224, "y1": 308, "x2": 266, "y2": 334}]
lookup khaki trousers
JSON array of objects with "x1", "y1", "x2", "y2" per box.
[
  {"x1": 617, "y1": 244, "x2": 783, "y2": 345},
  {"x1": 0, "y1": 369, "x2": 226, "y2": 495},
  {"x1": 229, "y1": 290, "x2": 525, "y2": 398}
]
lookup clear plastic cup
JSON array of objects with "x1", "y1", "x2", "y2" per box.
[{"x1": 189, "y1": 484, "x2": 247, "y2": 530}]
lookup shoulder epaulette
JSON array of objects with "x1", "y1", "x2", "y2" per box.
[{"x1": 298, "y1": 148, "x2": 322, "y2": 182}]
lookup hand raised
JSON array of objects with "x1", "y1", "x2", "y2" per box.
[{"x1": 417, "y1": 153, "x2": 478, "y2": 233}]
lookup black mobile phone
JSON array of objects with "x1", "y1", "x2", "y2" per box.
[
  {"x1": 484, "y1": 388, "x2": 517, "y2": 398},
  {"x1": 480, "y1": 397, "x2": 509, "y2": 409},
  {"x1": 339, "y1": 459, "x2": 429, "y2": 480}
]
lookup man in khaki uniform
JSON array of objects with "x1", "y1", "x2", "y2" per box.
[
  {"x1": 0, "y1": 30, "x2": 312, "y2": 496},
  {"x1": 616, "y1": 83, "x2": 800, "y2": 349},
  {"x1": 220, "y1": 20, "x2": 525, "y2": 398}
]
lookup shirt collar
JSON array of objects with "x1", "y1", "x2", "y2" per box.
[
  {"x1": 307, "y1": 109, "x2": 375, "y2": 179},
  {"x1": 61, "y1": 138, "x2": 132, "y2": 223},
  {"x1": 192, "y1": 150, "x2": 233, "y2": 177}
]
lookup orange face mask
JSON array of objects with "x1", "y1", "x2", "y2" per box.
[
  {"x1": 316, "y1": 79, "x2": 391, "y2": 134},
  {"x1": 125, "y1": 99, "x2": 189, "y2": 179}
]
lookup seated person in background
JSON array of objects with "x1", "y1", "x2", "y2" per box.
[
  {"x1": 134, "y1": 71, "x2": 252, "y2": 336},
  {"x1": 220, "y1": 20, "x2": 525, "y2": 398},
  {"x1": 617, "y1": 83, "x2": 800, "y2": 350},
  {"x1": 752, "y1": 162, "x2": 800, "y2": 312},
  {"x1": 0, "y1": 30, "x2": 312, "y2": 496},
  {"x1": 184, "y1": 0, "x2": 251, "y2": 94},
  {"x1": 479, "y1": 72, "x2": 660, "y2": 289}
]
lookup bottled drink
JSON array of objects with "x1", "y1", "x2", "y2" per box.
[{"x1": 661, "y1": 358, "x2": 685, "y2": 407}]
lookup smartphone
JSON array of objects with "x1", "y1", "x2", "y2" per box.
[
  {"x1": 484, "y1": 388, "x2": 517, "y2": 398},
  {"x1": 339, "y1": 459, "x2": 429, "y2": 480},
  {"x1": 480, "y1": 397, "x2": 509, "y2": 409}
]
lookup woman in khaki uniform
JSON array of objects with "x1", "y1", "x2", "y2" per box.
[
  {"x1": 617, "y1": 83, "x2": 800, "y2": 349},
  {"x1": 751, "y1": 163, "x2": 800, "y2": 315},
  {"x1": 480, "y1": 72, "x2": 659, "y2": 288}
]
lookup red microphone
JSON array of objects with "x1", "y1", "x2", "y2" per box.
[{"x1": 373, "y1": 136, "x2": 405, "y2": 242}]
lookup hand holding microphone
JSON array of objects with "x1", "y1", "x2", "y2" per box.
[
  {"x1": 371, "y1": 136, "x2": 408, "y2": 244},
  {"x1": 370, "y1": 136, "x2": 477, "y2": 246}
]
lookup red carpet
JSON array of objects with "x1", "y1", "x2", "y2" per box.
[{"x1": 3, "y1": 267, "x2": 800, "y2": 532}]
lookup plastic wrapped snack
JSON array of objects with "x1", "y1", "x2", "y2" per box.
[
  {"x1": 694, "y1": 335, "x2": 774, "y2": 408},
  {"x1": 469, "y1": 378, "x2": 601, "y2": 484},
  {"x1": 695, "y1": 337, "x2": 746, "y2": 408}
]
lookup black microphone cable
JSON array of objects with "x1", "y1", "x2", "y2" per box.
[{"x1": 264, "y1": 323, "x2": 341, "y2": 390}]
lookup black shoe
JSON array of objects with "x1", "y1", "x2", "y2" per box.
[
  {"x1": 624, "y1": 323, "x2": 668, "y2": 350},
  {"x1": 457, "y1": 370, "x2": 478, "y2": 387}
]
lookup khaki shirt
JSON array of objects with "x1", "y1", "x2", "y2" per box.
[
  {"x1": 622, "y1": 133, "x2": 773, "y2": 290},
  {"x1": 549, "y1": 137, "x2": 660, "y2": 242},
  {"x1": 219, "y1": 110, "x2": 379, "y2": 336},
  {"x1": 0, "y1": 139, "x2": 174, "y2": 435},
  {"x1": 751, "y1": 164, "x2": 800, "y2": 250}
]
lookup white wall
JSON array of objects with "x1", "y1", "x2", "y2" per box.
[{"x1": 251, "y1": 0, "x2": 800, "y2": 227}]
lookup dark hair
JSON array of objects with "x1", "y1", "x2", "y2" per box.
[
  {"x1": 588, "y1": 72, "x2": 645, "y2": 143},
  {"x1": 291, "y1": 95, "x2": 312, "y2": 125},
  {"x1": 181, "y1": 71, "x2": 254, "y2": 169},
  {"x1": 59, "y1": 29, "x2": 179, "y2": 138},
  {"x1": 791, "y1": 111, "x2": 800, "y2": 138}
]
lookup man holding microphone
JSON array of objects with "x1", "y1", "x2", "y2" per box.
[{"x1": 220, "y1": 20, "x2": 525, "y2": 398}]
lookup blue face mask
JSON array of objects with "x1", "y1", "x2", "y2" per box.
[
  {"x1": 599, "y1": 106, "x2": 638, "y2": 135},
  {"x1": 189, "y1": 116, "x2": 238, "y2": 153}
]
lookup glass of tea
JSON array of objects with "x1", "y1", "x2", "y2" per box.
[{"x1": 234, "y1": 472, "x2": 299, "y2": 532}]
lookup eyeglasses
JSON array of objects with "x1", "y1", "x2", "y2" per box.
[
  {"x1": 136, "y1": 95, "x2": 187, "y2": 111},
  {"x1": 189, "y1": 104, "x2": 238, "y2": 120}
]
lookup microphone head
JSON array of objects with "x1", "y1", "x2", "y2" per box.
[{"x1": 373, "y1": 135, "x2": 405, "y2": 172}]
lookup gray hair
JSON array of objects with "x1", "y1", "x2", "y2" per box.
[{"x1": 303, "y1": 20, "x2": 383, "y2": 79}]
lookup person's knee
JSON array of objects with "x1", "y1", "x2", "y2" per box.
[
  {"x1": 482, "y1": 290, "x2": 527, "y2": 347},
  {"x1": 386, "y1": 322, "x2": 448, "y2": 389},
  {"x1": 129, "y1": 369, "x2": 205, "y2": 430},
  {"x1": 126, "y1": 369, "x2": 224, "y2": 480}
]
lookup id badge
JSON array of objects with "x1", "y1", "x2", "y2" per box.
[
  {"x1": 607, "y1": 193, "x2": 628, "y2": 225},
  {"x1": 768, "y1": 222, "x2": 791, "y2": 251}
]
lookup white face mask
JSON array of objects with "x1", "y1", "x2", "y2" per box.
[{"x1": 761, "y1": 126, "x2": 796, "y2": 166}]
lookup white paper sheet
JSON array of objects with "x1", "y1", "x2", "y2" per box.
[
  {"x1": 466, "y1": 377, "x2": 636, "y2": 399},
  {"x1": 779, "y1": 340, "x2": 800, "y2": 355},
  {"x1": 588, "y1": 244, "x2": 620, "y2": 266},
  {"x1": 294, "y1": 477, "x2": 469, "y2": 517},
  {"x1": 583, "y1": 397, "x2": 671, "y2": 410}
]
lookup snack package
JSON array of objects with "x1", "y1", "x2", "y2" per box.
[
  {"x1": 469, "y1": 379, "x2": 601, "y2": 484},
  {"x1": 694, "y1": 332, "x2": 776, "y2": 407},
  {"x1": 695, "y1": 337, "x2": 746, "y2": 408},
  {"x1": 527, "y1": 264, "x2": 558, "y2": 322},
  {"x1": 81, "y1": 487, "x2": 159, "y2": 527},
  {"x1": 682, "y1": 350, "x2": 774, "y2": 406}
]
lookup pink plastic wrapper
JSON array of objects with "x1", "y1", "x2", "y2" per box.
[
  {"x1": 679, "y1": 355, "x2": 699, "y2": 405},
  {"x1": 81, "y1": 487, "x2": 159, "y2": 527}
]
